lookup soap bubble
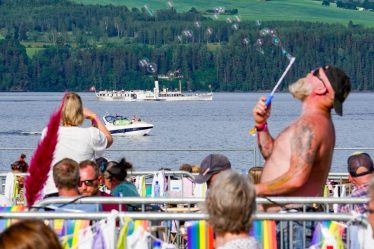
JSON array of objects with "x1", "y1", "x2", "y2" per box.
[
  {"x1": 144, "y1": 5, "x2": 154, "y2": 17},
  {"x1": 255, "y1": 38, "x2": 264, "y2": 46},
  {"x1": 139, "y1": 58, "x2": 149, "y2": 68},
  {"x1": 272, "y1": 36, "x2": 281, "y2": 46},
  {"x1": 206, "y1": 27, "x2": 213, "y2": 35},
  {"x1": 231, "y1": 23, "x2": 239, "y2": 31},
  {"x1": 182, "y1": 30, "x2": 193, "y2": 38},
  {"x1": 259, "y1": 28, "x2": 270, "y2": 37},
  {"x1": 146, "y1": 63, "x2": 157, "y2": 73},
  {"x1": 242, "y1": 37, "x2": 249, "y2": 46}
]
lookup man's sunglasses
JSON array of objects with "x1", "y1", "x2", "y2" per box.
[
  {"x1": 78, "y1": 179, "x2": 97, "y2": 187},
  {"x1": 312, "y1": 66, "x2": 328, "y2": 88}
]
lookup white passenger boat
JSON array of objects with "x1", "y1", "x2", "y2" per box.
[
  {"x1": 95, "y1": 79, "x2": 213, "y2": 101},
  {"x1": 103, "y1": 115, "x2": 154, "y2": 136}
]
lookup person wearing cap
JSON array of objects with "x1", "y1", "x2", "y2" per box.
[
  {"x1": 253, "y1": 65, "x2": 351, "y2": 249},
  {"x1": 338, "y1": 152, "x2": 374, "y2": 214},
  {"x1": 253, "y1": 65, "x2": 350, "y2": 203},
  {"x1": 194, "y1": 154, "x2": 232, "y2": 188}
]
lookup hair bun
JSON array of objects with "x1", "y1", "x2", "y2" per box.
[{"x1": 20, "y1": 153, "x2": 26, "y2": 161}]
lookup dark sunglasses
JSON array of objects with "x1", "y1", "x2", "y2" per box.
[
  {"x1": 78, "y1": 179, "x2": 97, "y2": 187},
  {"x1": 312, "y1": 66, "x2": 326, "y2": 78}
]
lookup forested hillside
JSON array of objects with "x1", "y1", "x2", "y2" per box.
[{"x1": 0, "y1": 0, "x2": 373, "y2": 91}]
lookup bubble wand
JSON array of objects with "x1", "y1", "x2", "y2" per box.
[{"x1": 264, "y1": 55, "x2": 295, "y2": 106}]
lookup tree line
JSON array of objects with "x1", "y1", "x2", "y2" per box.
[{"x1": 0, "y1": 0, "x2": 373, "y2": 92}]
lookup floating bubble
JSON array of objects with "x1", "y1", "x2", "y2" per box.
[
  {"x1": 242, "y1": 38, "x2": 249, "y2": 46},
  {"x1": 194, "y1": 21, "x2": 201, "y2": 28},
  {"x1": 255, "y1": 38, "x2": 264, "y2": 46},
  {"x1": 182, "y1": 30, "x2": 193, "y2": 38},
  {"x1": 272, "y1": 37, "x2": 281, "y2": 46},
  {"x1": 144, "y1": 4, "x2": 154, "y2": 17},
  {"x1": 231, "y1": 23, "x2": 239, "y2": 31},
  {"x1": 235, "y1": 15, "x2": 241, "y2": 22},
  {"x1": 256, "y1": 20, "x2": 261, "y2": 27},
  {"x1": 256, "y1": 47, "x2": 265, "y2": 55},
  {"x1": 146, "y1": 63, "x2": 157, "y2": 74},
  {"x1": 259, "y1": 28, "x2": 270, "y2": 37},
  {"x1": 167, "y1": 0, "x2": 173, "y2": 8},
  {"x1": 206, "y1": 27, "x2": 213, "y2": 35},
  {"x1": 226, "y1": 17, "x2": 233, "y2": 23},
  {"x1": 139, "y1": 58, "x2": 149, "y2": 68}
]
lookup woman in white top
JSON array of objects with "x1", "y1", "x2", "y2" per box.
[
  {"x1": 43, "y1": 92, "x2": 113, "y2": 196},
  {"x1": 206, "y1": 170, "x2": 259, "y2": 249}
]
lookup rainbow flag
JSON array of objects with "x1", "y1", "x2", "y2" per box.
[
  {"x1": 186, "y1": 220, "x2": 214, "y2": 249},
  {"x1": 250, "y1": 220, "x2": 277, "y2": 249},
  {"x1": 57, "y1": 219, "x2": 90, "y2": 249},
  {"x1": 309, "y1": 221, "x2": 345, "y2": 249},
  {"x1": 0, "y1": 206, "x2": 27, "y2": 232}
]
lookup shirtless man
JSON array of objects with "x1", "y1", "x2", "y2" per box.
[{"x1": 253, "y1": 65, "x2": 350, "y2": 210}]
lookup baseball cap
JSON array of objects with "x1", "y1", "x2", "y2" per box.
[
  {"x1": 323, "y1": 65, "x2": 351, "y2": 116},
  {"x1": 347, "y1": 152, "x2": 374, "y2": 177},
  {"x1": 194, "y1": 154, "x2": 231, "y2": 184}
]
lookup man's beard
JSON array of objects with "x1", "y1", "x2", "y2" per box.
[{"x1": 289, "y1": 78, "x2": 310, "y2": 101}]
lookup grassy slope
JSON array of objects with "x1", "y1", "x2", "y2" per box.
[{"x1": 73, "y1": 0, "x2": 374, "y2": 27}]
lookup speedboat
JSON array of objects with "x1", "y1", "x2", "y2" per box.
[{"x1": 102, "y1": 115, "x2": 154, "y2": 136}]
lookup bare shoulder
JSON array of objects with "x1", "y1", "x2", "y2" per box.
[{"x1": 293, "y1": 114, "x2": 332, "y2": 140}]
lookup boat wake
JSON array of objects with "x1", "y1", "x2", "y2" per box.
[{"x1": 0, "y1": 130, "x2": 41, "y2": 136}]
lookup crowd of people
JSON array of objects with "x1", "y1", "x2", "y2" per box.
[{"x1": 2, "y1": 65, "x2": 374, "y2": 249}]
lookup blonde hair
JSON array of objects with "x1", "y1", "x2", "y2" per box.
[
  {"x1": 61, "y1": 92, "x2": 84, "y2": 126},
  {"x1": 191, "y1": 165, "x2": 200, "y2": 173},
  {"x1": 206, "y1": 170, "x2": 256, "y2": 234},
  {"x1": 248, "y1": 166, "x2": 263, "y2": 184}
]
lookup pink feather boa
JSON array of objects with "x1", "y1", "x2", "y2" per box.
[{"x1": 25, "y1": 97, "x2": 64, "y2": 207}]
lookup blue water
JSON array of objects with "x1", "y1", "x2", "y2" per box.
[{"x1": 0, "y1": 92, "x2": 373, "y2": 173}]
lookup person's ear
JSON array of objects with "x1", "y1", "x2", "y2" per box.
[{"x1": 314, "y1": 80, "x2": 328, "y2": 95}]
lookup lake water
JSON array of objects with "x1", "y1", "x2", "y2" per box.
[{"x1": 0, "y1": 92, "x2": 373, "y2": 173}]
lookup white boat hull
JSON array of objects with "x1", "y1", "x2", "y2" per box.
[
  {"x1": 107, "y1": 123, "x2": 154, "y2": 136},
  {"x1": 95, "y1": 80, "x2": 213, "y2": 101},
  {"x1": 103, "y1": 115, "x2": 154, "y2": 136}
]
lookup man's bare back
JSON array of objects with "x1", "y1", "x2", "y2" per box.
[{"x1": 252, "y1": 66, "x2": 351, "y2": 211}]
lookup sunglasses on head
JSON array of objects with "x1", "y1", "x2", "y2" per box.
[{"x1": 78, "y1": 179, "x2": 97, "y2": 187}]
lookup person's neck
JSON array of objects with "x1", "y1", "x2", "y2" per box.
[
  {"x1": 58, "y1": 188, "x2": 79, "y2": 197},
  {"x1": 301, "y1": 96, "x2": 331, "y2": 117},
  {"x1": 215, "y1": 232, "x2": 249, "y2": 248}
]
